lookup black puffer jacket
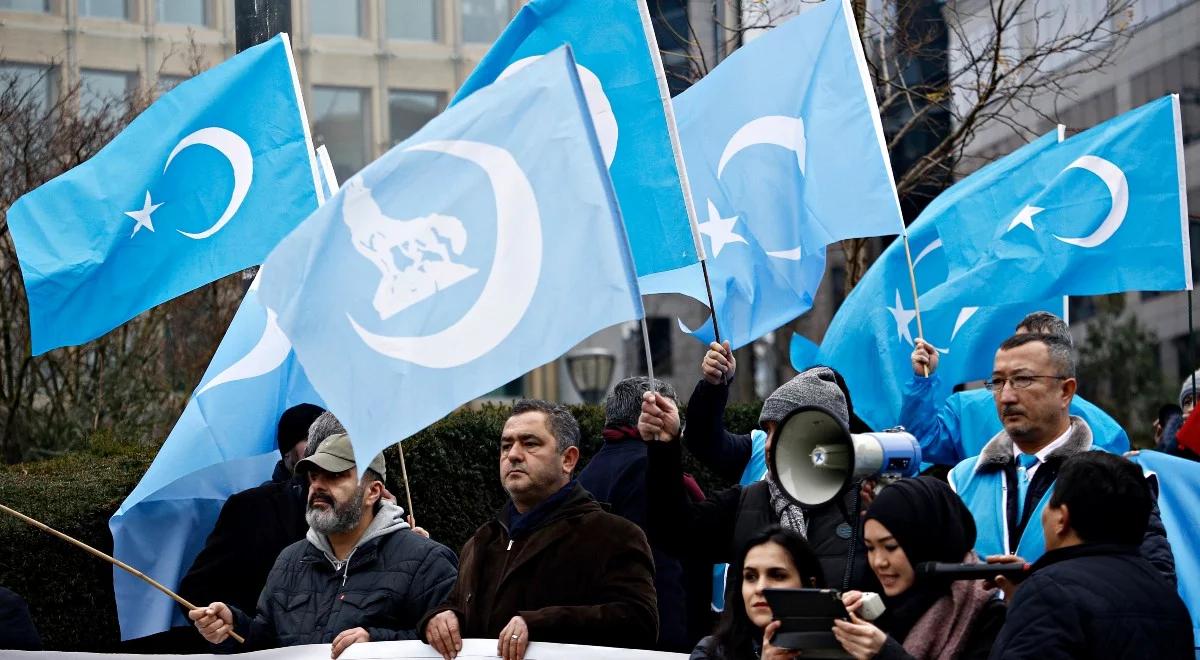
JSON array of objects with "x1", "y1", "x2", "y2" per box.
[
  {"x1": 990, "y1": 543, "x2": 1193, "y2": 659},
  {"x1": 220, "y1": 502, "x2": 457, "y2": 651}
]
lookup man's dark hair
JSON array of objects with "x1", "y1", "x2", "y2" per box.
[
  {"x1": 277, "y1": 404, "x2": 325, "y2": 457},
  {"x1": 511, "y1": 399, "x2": 580, "y2": 453},
  {"x1": 1049, "y1": 452, "x2": 1152, "y2": 546},
  {"x1": 998, "y1": 333, "x2": 1076, "y2": 378},
  {"x1": 604, "y1": 377, "x2": 676, "y2": 429},
  {"x1": 1015, "y1": 311, "x2": 1072, "y2": 346}
]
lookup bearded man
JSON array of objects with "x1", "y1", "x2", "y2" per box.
[{"x1": 188, "y1": 432, "x2": 458, "y2": 658}]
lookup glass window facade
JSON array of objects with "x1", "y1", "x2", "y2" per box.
[
  {"x1": 79, "y1": 0, "x2": 128, "y2": 19},
  {"x1": 311, "y1": 86, "x2": 371, "y2": 181},
  {"x1": 79, "y1": 69, "x2": 133, "y2": 116},
  {"x1": 0, "y1": 0, "x2": 49, "y2": 12},
  {"x1": 157, "y1": 0, "x2": 206, "y2": 26},
  {"x1": 0, "y1": 63, "x2": 54, "y2": 110},
  {"x1": 388, "y1": 90, "x2": 443, "y2": 145},
  {"x1": 387, "y1": 0, "x2": 438, "y2": 41},
  {"x1": 461, "y1": 0, "x2": 509, "y2": 43},
  {"x1": 310, "y1": 0, "x2": 362, "y2": 36}
]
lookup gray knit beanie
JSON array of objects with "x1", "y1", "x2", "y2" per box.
[
  {"x1": 1180, "y1": 370, "x2": 1200, "y2": 408},
  {"x1": 759, "y1": 366, "x2": 849, "y2": 428},
  {"x1": 604, "y1": 376, "x2": 678, "y2": 428}
]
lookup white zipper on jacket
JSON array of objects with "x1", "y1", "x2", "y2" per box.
[
  {"x1": 507, "y1": 540, "x2": 513, "y2": 551},
  {"x1": 340, "y1": 547, "x2": 358, "y2": 588}
]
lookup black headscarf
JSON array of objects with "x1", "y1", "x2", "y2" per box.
[{"x1": 863, "y1": 477, "x2": 978, "y2": 642}]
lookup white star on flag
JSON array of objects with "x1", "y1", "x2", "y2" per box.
[
  {"x1": 698, "y1": 198, "x2": 747, "y2": 257},
  {"x1": 886, "y1": 289, "x2": 918, "y2": 345},
  {"x1": 123, "y1": 191, "x2": 164, "y2": 238}
]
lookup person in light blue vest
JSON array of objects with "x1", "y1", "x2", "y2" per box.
[
  {"x1": 902, "y1": 311, "x2": 1128, "y2": 466},
  {"x1": 947, "y1": 333, "x2": 1174, "y2": 580}
]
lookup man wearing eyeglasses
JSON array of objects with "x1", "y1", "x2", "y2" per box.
[
  {"x1": 901, "y1": 311, "x2": 1129, "y2": 467},
  {"x1": 947, "y1": 333, "x2": 1174, "y2": 578}
]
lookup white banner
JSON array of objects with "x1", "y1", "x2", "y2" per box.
[{"x1": 0, "y1": 639, "x2": 689, "y2": 660}]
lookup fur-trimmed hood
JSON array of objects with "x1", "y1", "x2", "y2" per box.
[{"x1": 974, "y1": 416, "x2": 1093, "y2": 473}]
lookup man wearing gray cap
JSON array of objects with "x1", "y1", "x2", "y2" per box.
[
  {"x1": 643, "y1": 362, "x2": 878, "y2": 601},
  {"x1": 188, "y1": 432, "x2": 458, "y2": 658}
]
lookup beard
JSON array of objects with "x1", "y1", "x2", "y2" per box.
[{"x1": 306, "y1": 484, "x2": 365, "y2": 536}]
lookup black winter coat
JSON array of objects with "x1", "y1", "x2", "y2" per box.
[
  {"x1": 670, "y1": 380, "x2": 877, "y2": 592},
  {"x1": 178, "y1": 474, "x2": 308, "y2": 615},
  {"x1": 990, "y1": 543, "x2": 1193, "y2": 659},
  {"x1": 222, "y1": 516, "x2": 458, "y2": 651},
  {"x1": 0, "y1": 587, "x2": 41, "y2": 651},
  {"x1": 579, "y1": 433, "x2": 711, "y2": 651}
]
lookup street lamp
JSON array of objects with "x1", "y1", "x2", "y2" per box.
[{"x1": 566, "y1": 348, "x2": 616, "y2": 405}]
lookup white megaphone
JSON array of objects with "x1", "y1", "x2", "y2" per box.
[{"x1": 768, "y1": 406, "x2": 922, "y2": 507}]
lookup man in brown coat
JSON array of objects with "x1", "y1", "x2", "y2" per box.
[{"x1": 420, "y1": 399, "x2": 658, "y2": 660}]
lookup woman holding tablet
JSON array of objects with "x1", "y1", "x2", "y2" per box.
[
  {"x1": 833, "y1": 477, "x2": 1005, "y2": 660},
  {"x1": 690, "y1": 525, "x2": 824, "y2": 660}
]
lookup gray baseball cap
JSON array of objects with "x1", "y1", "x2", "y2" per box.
[{"x1": 295, "y1": 433, "x2": 386, "y2": 479}]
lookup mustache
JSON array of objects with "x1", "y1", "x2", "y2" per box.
[
  {"x1": 1001, "y1": 405, "x2": 1023, "y2": 416},
  {"x1": 308, "y1": 492, "x2": 335, "y2": 507}
]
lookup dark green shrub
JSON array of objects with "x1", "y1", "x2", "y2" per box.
[{"x1": 0, "y1": 402, "x2": 763, "y2": 650}]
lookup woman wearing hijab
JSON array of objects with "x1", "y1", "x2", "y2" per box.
[
  {"x1": 690, "y1": 525, "x2": 824, "y2": 660},
  {"x1": 832, "y1": 477, "x2": 1005, "y2": 660}
]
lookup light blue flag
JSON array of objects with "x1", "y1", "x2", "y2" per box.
[
  {"x1": 788, "y1": 131, "x2": 1066, "y2": 431},
  {"x1": 258, "y1": 47, "x2": 643, "y2": 472},
  {"x1": 108, "y1": 273, "x2": 322, "y2": 640},
  {"x1": 452, "y1": 0, "x2": 698, "y2": 278},
  {"x1": 639, "y1": 0, "x2": 902, "y2": 349},
  {"x1": 1130, "y1": 451, "x2": 1200, "y2": 650},
  {"x1": 8, "y1": 34, "x2": 322, "y2": 355},
  {"x1": 921, "y1": 95, "x2": 1191, "y2": 310}
]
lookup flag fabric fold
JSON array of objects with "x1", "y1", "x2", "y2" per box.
[
  {"x1": 109, "y1": 274, "x2": 323, "y2": 640},
  {"x1": 257, "y1": 47, "x2": 644, "y2": 473},
  {"x1": 921, "y1": 95, "x2": 1191, "y2": 310},
  {"x1": 454, "y1": 0, "x2": 698, "y2": 278},
  {"x1": 640, "y1": 0, "x2": 902, "y2": 349},
  {"x1": 1130, "y1": 451, "x2": 1200, "y2": 650},
  {"x1": 8, "y1": 34, "x2": 322, "y2": 355},
  {"x1": 790, "y1": 131, "x2": 1066, "y2": 430}
]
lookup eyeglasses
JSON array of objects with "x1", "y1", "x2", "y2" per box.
[{"x1": 984, "y1": 375, "x2": 1067, "y2": 392}]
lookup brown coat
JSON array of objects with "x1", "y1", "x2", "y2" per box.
[{"x1": 419, "y1": 482, "x2": 658, "y2": 648}]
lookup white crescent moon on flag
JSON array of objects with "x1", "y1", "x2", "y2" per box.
[
  {"x1": 195, "y1": 307, "x2": 292, "y2": 396},
  {"x1": 1051, "y1": 155, "x2": 1128, "y2": 249},
  {"x1": 499, "y1": 56, "x2": 618, "y2": 168},
  {"x1": 717, "y1": 115, "x2": 806, "y2": 178},
  {"x1": 717, "y1": 116, "x2": 807, "y2": 260},
  {"x1": 165, "y1": 127, "x2": 254, "y2": 240},
  {"x1": 348, "y1": 140, "x2": 542, "y2": 369}
]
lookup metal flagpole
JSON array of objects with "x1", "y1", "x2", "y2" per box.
[
  {"x1": 641, "y1": 318, "x2": 656, "y2": 383},
  {"x1": 900, "y1": 231, "x2": 929, "y2": 377},
  {"x1": 635, "y1": 0, "x2": 722, "y2": 343},
  {"x1": 1189, "y1": 289, "x2": 1195, "y2": 405}
]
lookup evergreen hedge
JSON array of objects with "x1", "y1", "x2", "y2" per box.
[{"x1": 0, "y1": 401, "x2": 761, "y2": 650}]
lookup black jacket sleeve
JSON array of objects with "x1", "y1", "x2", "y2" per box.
[
  {"x1": 369, "y1": 542, "x2": 459, "y2": 641},
  {"x1": 990, "y1": 574, "x2": 1083, "y2": 660},
  {"x1": 1139, "y1": 474, "x2": 1176, "y2": 585},
  {"x1": 683, "y1": 379, "x2": 753, "y2": 481},
  {"x1": 646, "y1": 438, "x2": 742, "y2": 564}
]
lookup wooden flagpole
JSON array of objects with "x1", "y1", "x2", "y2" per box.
[{"x1": 0, "y1": 503, "x2": 245, "y2": 644}]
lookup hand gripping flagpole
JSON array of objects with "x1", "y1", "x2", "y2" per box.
[
  {"x1": 0, "y1": 503, "x2": 245, "y2": 644},
  {"x1": 636, "y1": 0, "x2": 722, "y2": 344}
]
